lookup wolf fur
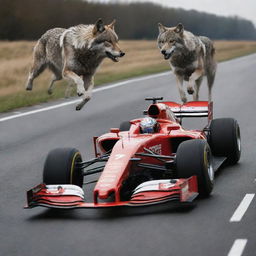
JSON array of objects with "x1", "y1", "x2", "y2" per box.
[
  {"x1": 157, "y1": 23, "x2": 217, "y2": 103},
  {"x1": 26, "y1": 19, "x2": 125, "y2": 110}
]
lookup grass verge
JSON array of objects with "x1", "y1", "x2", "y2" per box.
[{"x1": 0, "y1": 40, "x2": 255, "y2": 112}]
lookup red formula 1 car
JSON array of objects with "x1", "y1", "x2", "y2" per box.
[{"x1": 25, "y1": 97, "x2": 241, "y2": 209}]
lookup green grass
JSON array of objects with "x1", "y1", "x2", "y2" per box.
[{"x1": 0, "y1": 87, "x2": 67, "y2": 112}]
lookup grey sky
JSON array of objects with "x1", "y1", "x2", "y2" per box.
[{"x1": 92, "y1": 0, "x2": 256, "y2": 25}]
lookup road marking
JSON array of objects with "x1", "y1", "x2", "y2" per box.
[
  {"x1": 228, "y1": 239, "x2": 247, "y2": 256},
  {"x1": 0, "y1": 72, "x2": 169, "y2": 123},
  {"x1": 0, "y1": 100, "x2": 80, "y2": 122},
  {"x1": 230, "y1": 194, "x2": 255, "y2": 222}
]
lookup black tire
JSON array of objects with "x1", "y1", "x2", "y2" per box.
[
  {"x1": 43, "y1": 148, "x2": 83, "y2": 187},
  {"x1": 176, "y1": 139, "x2": 214, "y2": 196},
  {"x1": 209, "y1": 118, "x2": 241, "y2": 164},
  {"x1": 119, "y1": 121, "x2": 131, "y2": 131}
]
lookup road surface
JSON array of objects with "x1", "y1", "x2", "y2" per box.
[{"x1": 0, "y1": 54, "x2": 255, "y2": 256}]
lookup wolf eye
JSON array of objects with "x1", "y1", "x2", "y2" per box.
[
  {"x1": 104, "y1": 41, "x2": 112, "y2": 46},
  {"x1": 169, "y1": 40, "x2": 175, "y2": 43}
]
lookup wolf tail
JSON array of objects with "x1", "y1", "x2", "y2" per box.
[{"x1": 60, "y1": 29, "x2": 69, "y2": 48}]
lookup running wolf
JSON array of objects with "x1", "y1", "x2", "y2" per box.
[
  {"x1": 25, "y1": 19, "x2": 125, "y2": 110},
  {"x1": 157, "y1": 23, "x2": 216, "y2": 103}
]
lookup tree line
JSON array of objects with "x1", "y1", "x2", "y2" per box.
[{"x1": 0, "y1": 0, "x2": 255, "y2": 40}]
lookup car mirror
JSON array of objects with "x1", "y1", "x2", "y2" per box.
[{"x1": 110, "y1": 128, "x2": 120, "y2": 134}]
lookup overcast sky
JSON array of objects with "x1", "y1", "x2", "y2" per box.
[{"x1": 92, "y1": 0, "x2": 256, "y2": 25}]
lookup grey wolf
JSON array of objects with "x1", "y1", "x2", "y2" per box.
[
  {"x1": 157, "y1": 23, "x2": 217, "y2": 103},
  {"x1": 25, "y1": 19, "x2": 125, "y2": 110}
]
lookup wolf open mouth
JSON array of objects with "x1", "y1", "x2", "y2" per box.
[{"x1": 106, "y1": 52, "x2": 119, "y2": 62}]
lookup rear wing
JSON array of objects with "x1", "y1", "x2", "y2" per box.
[{"x1": 163, "y1": 101, "x2": 213, "y2": 121}]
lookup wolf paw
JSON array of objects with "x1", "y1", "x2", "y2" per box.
[
  {"x1": 47, "y1": 89, "x2": 53, "y2": 95},
  {"x1": 75, "y1": 98, "x2": 90, "y2": 111},
  {"x1": 181, "y1": 96, "x2": 187, "y2": 103},
  {"x1": 187, "y1": 87, "x2": 194, "y2": 95},
  {"x1": 76, "y1": 105, "x2": 82, "y2": 111},
  {"x1": 26, "y1": 84, "x2": 33, "y2": 91}
]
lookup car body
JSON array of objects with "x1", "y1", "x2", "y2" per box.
[{"x1": 25, "y1": 98, "x2": 241, "y2": 209}]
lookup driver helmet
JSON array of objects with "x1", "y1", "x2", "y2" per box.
[{"x1": 140, "y1": 117, "x2": 158, "y2": 134}]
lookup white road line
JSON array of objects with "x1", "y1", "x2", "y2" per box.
[
  {"x1": 230, "y1": 194, "x2": 255, "y2": 222},
  {"x1": 0, "y1": 72, "x2": 169, "y2": 123},
  {"x1": 228, "y1": 239, "x2": 247, "y2": 256},
  {"x1": 0, "y1": 100, "x2": 80, "y2": 122}
]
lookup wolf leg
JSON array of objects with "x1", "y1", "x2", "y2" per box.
[
  {"x1": 208, "y1": 82, "x2": 212, "y2": 102},
  {"x1": 26, "y1": 63, "x2": 46, "y2": 91},
  {"x1": 62, "y1": 70, "x2": 85, "y2": 96},
  {"x1": 64, "y1": 81, "x2": 75, "y2": 98},
  {"x1": 204, "y1": 51, "x2": 217, "y2": 102},
  {"x1": 75, "y1": 76, "x2": 94, "y2": 111},
  {"x1": 176, "y1": 76, "x2": 187, "y2": 103},
  {"x1": 62, "y1": 45, "x2": 85, "y2": 96},
  {"x1": 206, "y1": 69, "x2": 216, "y2": 102},
  {"x1": 47, "y1": 65, "x2": 62, "y2": 95},
  {"x1": 193, "y1": 77, "x2": 203, "y2": 101},
  {"x1": 47, "y1": 77, "x2": 56, "y2": 95},
  {"x1": 47, "y1": 75, "x2": 62, "y2": 95},
  {"x1": 26, "y1": 41, "x2": 46, "y2": 91},
  {"x1": 188, "y1": 69, "x2": 204, "y2": 101}
]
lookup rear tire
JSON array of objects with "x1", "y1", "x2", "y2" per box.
[
  {"x1": 119, "y1": 121, "x2": 131, "y2": 131},
  {"x1": 208, "y1": 118, "x2": 241, "y2": 164},
  {"x1": 176, "y1": 139, "x2": 214, "y2": 196},
  {"x1": 43, "y1": 148, "x2": 83, "y2": 187}
]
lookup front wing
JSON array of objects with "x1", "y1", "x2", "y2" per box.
[{"x1": 25, "y1": 176, "x2": 198, "y2": 209}]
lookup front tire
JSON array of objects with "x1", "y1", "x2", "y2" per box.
[
  {"x1": 208, "y1": 118, "x2": 241, "y2": 164},
  {"x1": 43, "y1": 148, "x2": 83, "y2": 187},
  {"x1": 176, "y1": 139, "x2": 214, "y2": 196}
]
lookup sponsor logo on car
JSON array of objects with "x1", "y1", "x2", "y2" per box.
[{"x1": 149, "y1": 144, "x2": 162, "y2": 155}]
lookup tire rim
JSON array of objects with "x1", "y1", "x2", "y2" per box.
[
  {"x1": 206, "y1": 148, "x2": 214, "y2": 182},
  {"x1": 237, "y1": 126, "x2": 241, "y2": 153},
  {"x1": 208, "y1": 160, "x2": 214, "y2": 182}
]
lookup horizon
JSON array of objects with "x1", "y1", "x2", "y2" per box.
[{"x1": 87, "y1": 0, "x2": 256, "y2": 26}]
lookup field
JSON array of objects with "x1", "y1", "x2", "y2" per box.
[{"x1": 0, "y1": 40, "x2": 256, "y2": 112}]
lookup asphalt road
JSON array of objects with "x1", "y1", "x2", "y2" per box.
[{"x1": 0, "y1": 54, "x2": 255, "y2": 256}]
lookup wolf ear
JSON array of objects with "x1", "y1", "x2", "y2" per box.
[
  {"x1": 93, "y1": 18, "x2": 105, "y2": 35},
  {"x1": 158, "y1": 23, "x2": 167, "y2": 33},
  {"x1": 174, "y1": 23, "x2": 184, "y2": 34},
  {"x1": 108, "y1": 19, "x2": 116, "y2": 30}
]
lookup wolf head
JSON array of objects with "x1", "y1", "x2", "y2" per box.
[
  {"x1": 157, "y1": 23, "x2": 184, "y2": 60},
  {"x1": 89, "y1": 19, "x2": 125, "y2": 62}
]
